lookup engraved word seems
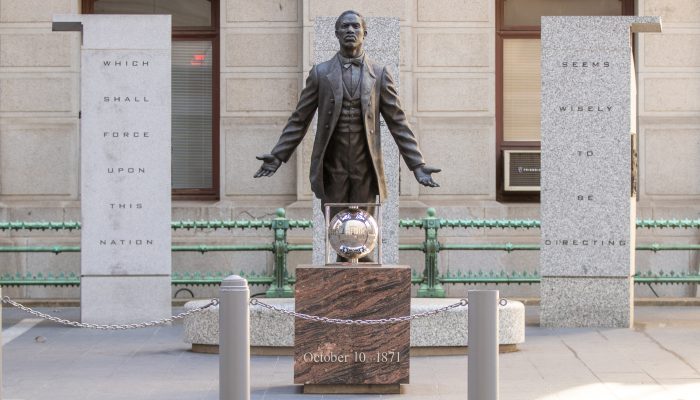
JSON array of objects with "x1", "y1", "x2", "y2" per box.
[{"x1": 561, "y1": 61, "x2": 610, "y2": 68}]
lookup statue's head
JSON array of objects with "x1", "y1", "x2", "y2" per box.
[{"x1": 335, "y1": 10, "x2": 367, "y2": 53}]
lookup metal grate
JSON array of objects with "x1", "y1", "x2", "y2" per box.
[{"x1": 504, "y1": 150, "x2": 540, "y2": 191}]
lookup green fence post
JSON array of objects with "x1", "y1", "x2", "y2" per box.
[
  {"x1": 417, "y1": 208, "x2": 446, "y2": 298},
  {"x1": 266, "y1": 208, "x2": 294, "y2": 297}
]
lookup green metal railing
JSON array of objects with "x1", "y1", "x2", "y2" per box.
[
  {"x1": 0, "y1": 272, "x2": 80, "y2": 286},
  {"x1": 1, "y1": 209, "x2": 698, "y2": 297},
  {"x1": 0, "y1": 208, "x2": 313, "y2": 297},
  {"x1": 399, "y1": 209, "x2": 699, "y2": 296}
]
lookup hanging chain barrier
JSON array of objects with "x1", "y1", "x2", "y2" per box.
[
  {"x1": 250, "y1": 298, "x2": 508, "y2": 325},
  {"x1": 1, "y1": 296, "x2": 219, "y2": 330},
  {"x1": 1, "y1": 295, "x2": 507, "y2": 328}
]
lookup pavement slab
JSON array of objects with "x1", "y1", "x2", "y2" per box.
[{"x1": 2, "y1": 305, "x2": 700, "y2": 400}]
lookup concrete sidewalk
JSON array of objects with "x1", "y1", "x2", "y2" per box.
[{"x1": 2, "y1": 305, "x2": 699, "y2": 400}]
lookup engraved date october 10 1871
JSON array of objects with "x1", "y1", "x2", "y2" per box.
[{"x1": 302, "y1": 351, "x2": 401, "y2": 364}]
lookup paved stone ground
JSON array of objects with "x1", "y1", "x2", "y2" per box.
[{"x1": 2, "y1": 305, "x2": 699, "y2": 399}]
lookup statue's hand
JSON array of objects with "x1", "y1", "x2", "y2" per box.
[
  {"x1": 413, "y1": 165, "x2": 441, "y2": 187},
  {"x1": 254, "y1": 154, "x2": 282, "y2": 178}
]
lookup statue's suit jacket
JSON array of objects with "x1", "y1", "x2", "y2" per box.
[{"x1": 270, "y1": 53, "x2": 425, "y2": 202}]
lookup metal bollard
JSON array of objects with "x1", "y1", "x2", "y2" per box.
[
  {"x1": 468, "y1": 290, "x2": 499, "y2": 400},
  {"x1": 219, "y1": 275, "x2": 250, "y2": 400},
  {"x1": 1, "y1": 287, "x2": 3, "y2": 400}
]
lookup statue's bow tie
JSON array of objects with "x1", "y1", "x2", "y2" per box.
[{"x1": 342, "y1": 59, "x2": 362, "y2": 68}]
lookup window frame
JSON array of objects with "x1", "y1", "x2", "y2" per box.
[
  {"x1": 82, "y1": 0, "x2": 221, "y2": 201},
  {"x1": 495, "y1": 0, "x2": 635, "y2": 203}
]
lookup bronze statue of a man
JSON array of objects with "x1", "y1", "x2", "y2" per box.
[{"x1": 255, "y1": 10, "x2": 440, "y2": 209}]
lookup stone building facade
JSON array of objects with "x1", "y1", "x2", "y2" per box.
[{"x1": 0, "y1": 0, "x2": 697, "y2": 299}]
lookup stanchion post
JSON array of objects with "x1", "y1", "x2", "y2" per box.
[
  {"x1": 417, "y1": 208, "x2": 445, "y2": 298},
  {"x1": 468, "y1": 290, "x2": 499, "y2": 400},
  {"x1": 219, "y1": 275, "x2": 250, "y2": 400},
  {"x1": 267, "y1": 208, "x2": 293, "y2": 298}
]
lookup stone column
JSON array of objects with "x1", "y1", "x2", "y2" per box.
[
  {"x1": 53, "y1": 15, "x2": 172, "y2": 324},
  {"x1": 540, "y1": 16, "x2": 661, "y2": 328},
  {"x1": 311, "y1": 17, "x2": 400, "y2": 265}
]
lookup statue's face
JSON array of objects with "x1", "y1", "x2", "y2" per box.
[{"x1": 335, "y1": 13, "x2": 365, "y2": 52}]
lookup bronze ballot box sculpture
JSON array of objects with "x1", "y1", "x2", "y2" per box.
[
  {"x1": 254, "y1": 10, "x2": 440, "y2": 392},
  {"x1": 326, "y1": 203, "x2": 380, "y2": 264}
]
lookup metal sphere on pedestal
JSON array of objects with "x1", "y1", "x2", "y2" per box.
[{"x1": 328, "y1": 208, "x2": 379, "y2": 261}]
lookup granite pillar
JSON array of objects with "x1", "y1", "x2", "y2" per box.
[
  {"x1": 53, "y1": 15, "x2": 172, "y2": 324},
  {"x1": 311, "y1": 17, "x2": 400, "y2": 265},
  {"x1": 540, "y1": 16, "x2": 661, "y2": 328},
  {"x1": 294, "y1": 265, "x2": 410, "y2": 388}
]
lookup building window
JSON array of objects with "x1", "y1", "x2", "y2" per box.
[
  {"x1": 496, "y1": 0, "x2": 633, "y2": 202},
  {"x1": 83, "y1": 0, "x2": 220, "y2": 200}
]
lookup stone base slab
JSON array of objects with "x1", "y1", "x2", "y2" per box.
[
  {"x1": 81, "y1": 275, "x2": 171, "y2": 324},
  {"x1": 252, "y1": 347, "x2": 294, "y2": 356},
  {"x1": 184, "y1": 298, "x2": 525, "y2": 348},
  {"x1": 541, "y1": 277, "x2": 633, "y2": 328},
  {"x1": 195, "y1": 344, "x2": 519, "y2": 356},
  {"x1": 191, "y1": 344, "x2": 218, "y2": 354},
  {"x1": 303, "y1": 384, "x2": 400, "y2": 394},
  {"x1": 412, "y1": 344, "x2": 519, "y2": 355}
]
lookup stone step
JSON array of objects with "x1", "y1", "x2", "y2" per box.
[{"x1": 184, "y1": 298, "x2": 525, "y2": 353}]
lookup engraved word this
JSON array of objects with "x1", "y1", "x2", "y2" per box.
[{"x1": 109, "y1": 203, "x2": 142, "y2": 209}]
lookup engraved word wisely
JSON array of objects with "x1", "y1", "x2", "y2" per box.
[{"x1": 559, "y1": 105, "x2": 613, "y2": 112}]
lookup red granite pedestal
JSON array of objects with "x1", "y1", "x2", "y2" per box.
[{"x1": 294, "y1": 265, "x2": 411, "y2": 393}]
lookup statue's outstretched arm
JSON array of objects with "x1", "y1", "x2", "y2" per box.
[{"x1": 254, "y1": 66, "x2": 320, "y2": 178}]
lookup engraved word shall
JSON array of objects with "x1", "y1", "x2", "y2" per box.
[{"x1": 103, "y1": 96, "x2": 150, "y2": 103}]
